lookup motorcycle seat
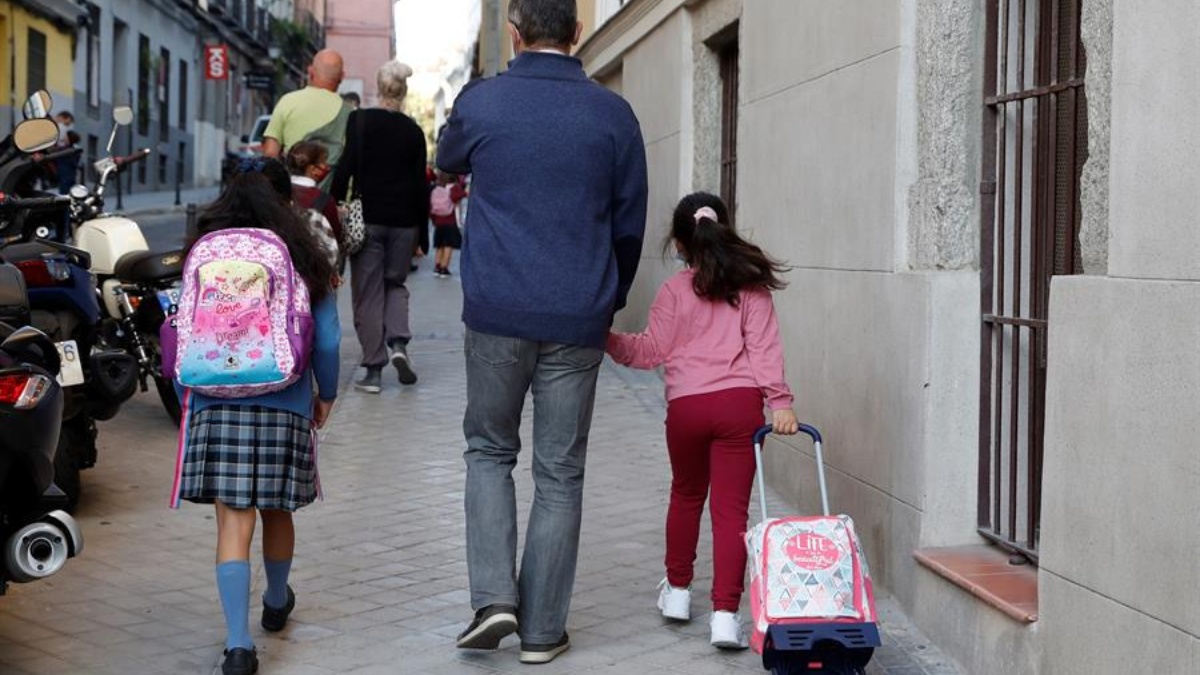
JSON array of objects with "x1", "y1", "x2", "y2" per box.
[{"x1": 114, "y1": 249, "x2": 184, "y2": 283}]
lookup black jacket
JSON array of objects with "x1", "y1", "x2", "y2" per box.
[{"x1": 332, "y1": 108, "x2": 429, "y2": 229}]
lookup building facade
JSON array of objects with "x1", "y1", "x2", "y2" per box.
[
  {"x1": 190, "y1": 0, "x2": 326, "y2": 187},
  {"x1": 476, "y1": 0, "x2": 598, "y2": 77},
  {"x1": 66, "y1": 0, "x2": 201, "y2": 195},
  {"x1": 580, "y1": 0, "x2": 1197, "y2": 672},
  {"x1": 58, "y1": 0, "x2": 326, "y2": 191},
  {"x1": 324, "y1": 0, "x2": 394, "y2": 108},
  {"x1": 0, "y1": 0, "x2": 81, "y2": 133}
]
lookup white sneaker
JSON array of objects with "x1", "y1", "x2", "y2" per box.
[
  {"x1": 656, "y1": 578, "x2": 691, "y2": 621},
  {"x1": 709, "y1": 611, "x2": 749, "y2": 650}
]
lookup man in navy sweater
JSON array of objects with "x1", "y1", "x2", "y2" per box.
[{"x1": 437, "y1": 0, "x2": 648, "y2": 664}]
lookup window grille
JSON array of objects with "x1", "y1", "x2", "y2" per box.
[{"x1": 978, "y1": 0, "x2": 1087, "y2": 562}]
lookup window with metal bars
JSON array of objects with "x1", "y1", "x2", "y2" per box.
[
  {"x1": 27, "y1": 28, "x2": 46, "y2": 95},
  {"x1": 137, "y1": 34, "x2": 150, "y2": 137},
  {"x1": 978, "y1": 0, "x2": 1087, "y2": 563},
  {"x1": 86, "y1": 5, "x2": 101, "y2": 114},
  {"x1": 159, "y1": 47, "x2": 171, "y2": 139}
]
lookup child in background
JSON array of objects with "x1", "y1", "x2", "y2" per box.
[
  {"x1": 429, "y1": 170, "x2": 466, "y2": 278},
  {"x1": 285, "y1": 142, "x2": 343, "y2": 276},
  {"x1": 606, "y1": 192, "x2": 799, "y2": 651}
]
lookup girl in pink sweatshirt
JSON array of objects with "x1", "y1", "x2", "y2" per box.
[{"x1": 607, "y1": 192, "x2": 799, "y2": 651}]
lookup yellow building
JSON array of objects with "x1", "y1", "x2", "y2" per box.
[{"x1": 0, "y1": 0, "x2": 80, "y2": 130}]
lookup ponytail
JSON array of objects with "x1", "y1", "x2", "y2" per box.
[{"x1": 669, "y1": 192, "x2": 789, "y2": 306}]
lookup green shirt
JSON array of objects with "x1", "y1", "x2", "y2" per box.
[{"x1": 264, "y1": 86, "x2": 351, "y2": 168}]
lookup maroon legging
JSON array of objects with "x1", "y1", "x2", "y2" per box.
[{"x1": 663, "y1": 387, "x2": 764, "y2": 612}]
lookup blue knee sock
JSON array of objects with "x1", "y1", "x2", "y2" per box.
[
  {"x1": 216, "y1": 560, "x2": 253, "y2": 650},
  {"x1": 263, "y1": 558, "x2": 292, "y2": 609}
]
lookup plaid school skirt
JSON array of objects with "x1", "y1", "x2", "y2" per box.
[{"x1": 175, "y1": 405, "x2": 318, "y2": 512}]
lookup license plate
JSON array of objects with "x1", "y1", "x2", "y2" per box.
[
  {"x1": 157, "y1": 289, "x2": 180, "y2": 315},
  {"x1": 55, "y1": 340, "x2": 85, "y2": 388}
]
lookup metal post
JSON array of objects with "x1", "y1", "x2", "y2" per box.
[
  {"x1": 174, "y1": 151, "x2": 183, "y2": 206},
  {"x1": 185, "y1": 202, "x2": 197, "y2": 238}
]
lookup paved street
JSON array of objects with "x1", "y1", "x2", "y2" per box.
[{"x1": 0, "y1": 252, "x2": 964, "y2": 674}]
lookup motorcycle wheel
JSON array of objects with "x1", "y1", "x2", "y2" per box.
[
  {"x1": 144, "y1": 334, "x2": 181, "y2": 426},
  {"x1": 52, "y1": 429, "x2": 81, "y2": 513}
]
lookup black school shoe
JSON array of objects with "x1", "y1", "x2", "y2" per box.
[
  {"x1": 456, "y1": 603, "x2": 518, "y2": 650},
  {"x1": 519, "y1": 632, "x2": 570, "y2": 664},
  {"x1": 261, "y1": 586, "x2": 295, "y2": 632},
  {"x1": 222, "y1": 647, "x2": 259, "y2": 675}
]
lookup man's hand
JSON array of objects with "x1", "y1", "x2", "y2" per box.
[
  {"x1": 262, "y1": 137, "x2": 282, "y2": 158},
  {"x1": 772, "y1": 408, "x2": 800, "y2": 435},
  {"x1": 313, "y1": 398, "x2": 335, "y2": 429}
]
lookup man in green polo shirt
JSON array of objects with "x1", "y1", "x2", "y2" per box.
[{"x1": 263, "y1": 49, "x2": 351, "y2": 189}]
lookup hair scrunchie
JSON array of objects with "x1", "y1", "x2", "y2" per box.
[
  {"x1": 693, "y1": 206, "x2": 719, "y2": 224},
  {"x1": 235, "y1": 157, "x2": 267, "y2": 175}
]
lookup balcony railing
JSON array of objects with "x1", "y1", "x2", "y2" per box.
[{"x1": 303, "y1": 10, "x2": 323, "y2": 50}]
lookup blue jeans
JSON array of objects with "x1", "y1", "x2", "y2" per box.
[{"x1": 462, "y1": 328, "x2": 602, "y2": 643}]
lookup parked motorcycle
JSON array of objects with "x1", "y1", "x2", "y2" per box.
[
  {"x1": 3, "y1": 94, "x2": 182, "y2": 426},
  {"x1": 0, "y1": 115, "x2": 141, "y2": 508},
  {"x1": 68, "y1": 106, "x2": 183, "y2": 425},
  {"x1": 0, "y1": 269, "x2": 84, "y2": 595}
]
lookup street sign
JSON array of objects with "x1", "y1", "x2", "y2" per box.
[
  {"x1": 204, "y1": 45, "x2": 229, "y2": 80},
  {"x1": 244, "y1": 72, "x2": 274, "y2": 91}
]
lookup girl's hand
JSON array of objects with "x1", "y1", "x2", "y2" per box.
[
  {"x1": 772, "y1": 408, "x2": 800, "y2": 435},
  {"x1": 313, "y1": 399, "x2": 335, "y2": 429}
]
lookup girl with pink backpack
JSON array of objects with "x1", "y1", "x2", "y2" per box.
[
  {"x1": 429, "y1": 170, "x2": 467, "y2": 278},
  {"x1": 166, "y1": 158, "x2": 340, "y2": 675}
]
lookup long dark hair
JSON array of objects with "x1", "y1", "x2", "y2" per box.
[
  {"x1": 190, "y1": 158, "x2": 334, "y2": 303},
  {"x1": 669, "y1": 192, "x2": 789, "y2": 306}
]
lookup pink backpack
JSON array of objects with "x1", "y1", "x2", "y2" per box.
[
  {"x1": 167, "y1": 228, "x2": 314, "y2": 398},
  {"x1": 430, "y1": 185, "x2": 455, "y2": 217}
]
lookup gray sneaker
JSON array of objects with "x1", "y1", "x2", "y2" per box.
[
  {"x1": 389, "y1": 343, "x2": 418, "y2": 385},
  {"x1": 354, "y1": 368, "x2": 382, "y2": 394}
]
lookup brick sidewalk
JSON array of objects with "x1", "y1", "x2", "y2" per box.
[{"x1": 0, "y1": 261, "x2": 963, "y2": 675}]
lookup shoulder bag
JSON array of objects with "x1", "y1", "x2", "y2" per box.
[{"x1": 341, "y1": 110, "x2": 367, "y2": 255}]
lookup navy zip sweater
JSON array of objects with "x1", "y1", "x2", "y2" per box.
[{"x1": 437, "y1": 52, "x2": 648, "y2": 349}]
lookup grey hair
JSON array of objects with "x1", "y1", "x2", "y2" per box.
[
  {"x1": 508, "y1": 0, "x2": 577, "y2": 48},
  {"x1": 377, "y1": 61, "x2": 414, "y2": 109}
]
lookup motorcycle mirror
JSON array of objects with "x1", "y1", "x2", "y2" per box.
[
  {"x1": 0, "y1": 325, "x2": 61, "y2": 377},
  {"x1": 21, "y1": 90, "x2": 52, "y2": 120},
  {"x1": 112, "y1": 106, "x2": 134, "y2": 126},
  {"x1": 13, "y1": 118, "x2": 60, "y2": 153}
]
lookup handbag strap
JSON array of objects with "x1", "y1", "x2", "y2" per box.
[{"x1": 350, "y1": 109, "x2": 365, "y2": 201}]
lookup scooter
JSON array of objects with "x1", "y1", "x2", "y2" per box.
[
  {"x1": 2, "y1": 96, "x2": 181, "y2": 425},
  {"x1": 0, "y1": 116, "x2": 140, "y2": 509},
  {"x1": 0, "y1": 265, "x2": 83, "y2": 595}
]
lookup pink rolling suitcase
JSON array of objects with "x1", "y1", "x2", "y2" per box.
[{"x1": 747, "y1": 425, "x2": 881, "y2": 675}]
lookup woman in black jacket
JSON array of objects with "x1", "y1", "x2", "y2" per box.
[{"x1": 332, "y1": 61, "x2": 428, "y2": 392}]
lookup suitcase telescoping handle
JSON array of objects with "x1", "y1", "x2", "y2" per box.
[{"x1": 753, "y1": 424, "x2": 830, "y2": 522}]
